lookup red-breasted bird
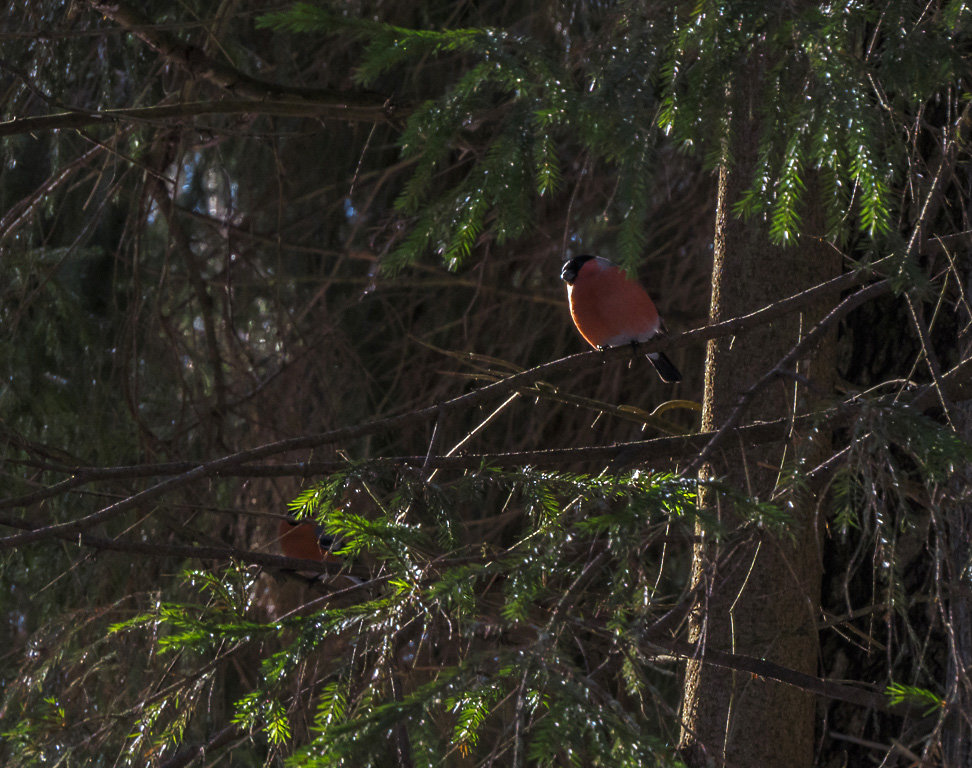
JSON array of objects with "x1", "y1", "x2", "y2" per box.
[
  {"x1": 277, "y1": 516, "x2": 341, "y2": 563},
  {"x1": 561, "y1": 254, "x2": 682, "y2": 383}
]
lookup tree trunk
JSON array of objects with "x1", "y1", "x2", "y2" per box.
[
  {"x1": 677, "y1": 64, "x2": 840, "y2": 767},
  {"x1": 944, "y1": 267, "x2": 972, "y2": 768}
]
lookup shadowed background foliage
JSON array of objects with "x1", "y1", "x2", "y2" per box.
[{"x1": 1, "y1": 1, "x2": 970, "y2": 766}]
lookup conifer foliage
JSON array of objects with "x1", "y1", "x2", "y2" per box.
[{"x1": 1, "y1": 1, "x2": 971, "y2": 766}]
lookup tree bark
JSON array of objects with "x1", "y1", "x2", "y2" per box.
[{"x1": 677, "y1": 63, "x2": 840, "y2": 767}]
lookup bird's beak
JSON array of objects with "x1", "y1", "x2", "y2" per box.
[{"x1": 560, "y1": 262, "x2": 577, "y2": 284}]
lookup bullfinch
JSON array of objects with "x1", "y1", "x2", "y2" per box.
[
  {"x1": 277, "y1": 516, "x2": 341, "y2": 563},
  {"x1": 561, "y1": 254, "x2": 682, "y2": 383}
]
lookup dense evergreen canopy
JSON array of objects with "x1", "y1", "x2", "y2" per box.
[{"x1": 2, "y1": 1, "x2": 970, "y2": 766}]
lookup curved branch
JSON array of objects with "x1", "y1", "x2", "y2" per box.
[
  {"x1": 643, "y1": 636, "x2": 918, "y2": 716},
  {"x1": 0, "y1": 98, "x2": 400, "y2": 137}
]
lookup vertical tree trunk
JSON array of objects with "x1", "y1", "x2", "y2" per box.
[
  {"x1": 944, "y1": 283, "x2": 972, "y2": 768},
  {"x1": 677, "y1": 65, "x2": 840, "y2": 767}
]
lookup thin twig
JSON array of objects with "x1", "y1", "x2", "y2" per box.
[{"x1": 903, "y1": 294, "x2": 956, "y2": 426}]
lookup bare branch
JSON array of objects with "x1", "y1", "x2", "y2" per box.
[{"x1": 0, "y1": 265, "x2": 905, "y2": 548}]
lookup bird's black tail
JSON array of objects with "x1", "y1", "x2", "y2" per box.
[{"x1": 647, "y1": 351, "x2": 682, "y2": 383}]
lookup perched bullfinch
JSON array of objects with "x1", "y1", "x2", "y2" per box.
[
  {"x1": 561, "y1": 254, "x2": 682, "y2": 383},
  {"x1": 277, "y1": 516, "x2": 342, "y2": 564}
]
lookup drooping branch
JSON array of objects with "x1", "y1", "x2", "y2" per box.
[{"x1": 83, "y1": 0, "x2": 401, "y2": 121}]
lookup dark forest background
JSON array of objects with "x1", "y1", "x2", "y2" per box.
[{"x1": 2, "y1": 2, "x2": 971, "y2": 766}]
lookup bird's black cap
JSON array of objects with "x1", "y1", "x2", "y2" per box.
[{"x1": 560, "y1": 254, "x2": 596, "y2": 285}]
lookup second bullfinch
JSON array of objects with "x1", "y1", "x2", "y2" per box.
[
  {"x1": 277, "y1": 516, "x2": 342, "y2": 563},
  {"x1": 561, "y1": 254, "x2": 682, "y2": 383}
]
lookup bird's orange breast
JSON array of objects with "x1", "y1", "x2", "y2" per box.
[
  {"x1": 568, "y1": 261, "x2": 660, "y2": 348},
  {"x1": 278, "y1": 519, "x2": 339, "y2": 562}
]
